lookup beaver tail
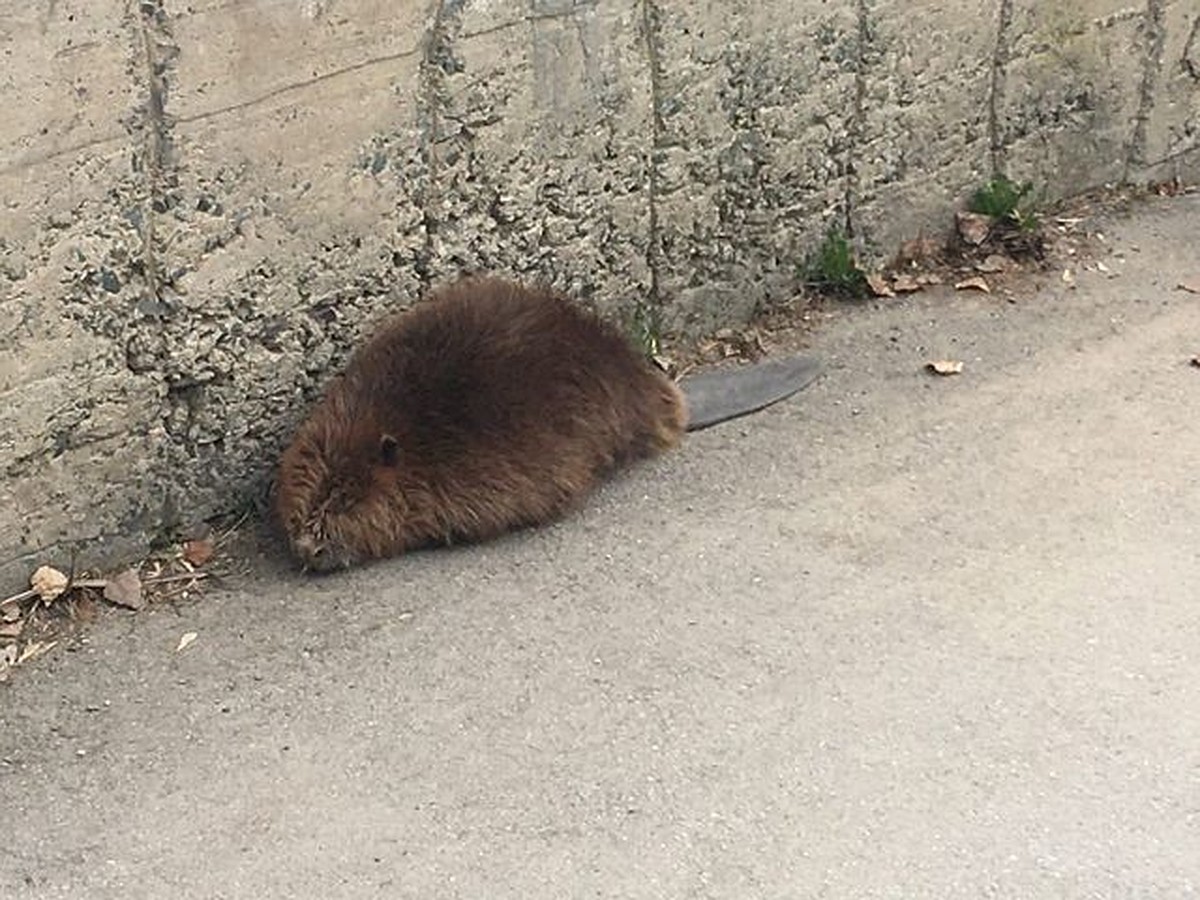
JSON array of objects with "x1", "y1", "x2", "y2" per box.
[{"x1": 679, "y1": 354, "x2": 821, "y2": 431}]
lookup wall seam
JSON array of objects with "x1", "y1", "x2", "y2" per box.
[
  {"x1": 844, "y1": 0, "x2": 871, "y2": 237},
  {"x1": 131, "y1": 0, "x2": 179, "y2": 307},
  {"x1": 1184, "y1": 13, "x2": 1200, "y2": 79},
  {"x1": 415, "y1": 0, "x2": 456, "y2": 285},
  {"x1": 1127, "y1": 0, "x2": 1168, "y2": 177},
  {"x1": 640, "y1": 0, "x2": 666, "y2": 313},
  {"x1": 988, "y1": 0, "x2": 1014, "y2": 176}
]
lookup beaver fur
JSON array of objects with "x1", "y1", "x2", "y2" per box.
[{"x1": 274, "y1": 276, "x2": 687, "y2": 571}]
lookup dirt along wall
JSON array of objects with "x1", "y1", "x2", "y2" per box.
[{"x1": 1, "y1": 0, "x2": 1198, "y2": 590}]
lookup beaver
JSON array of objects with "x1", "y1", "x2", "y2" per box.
[{"x1": 274, "y1": 275, "x2": 819, "y2": 572}]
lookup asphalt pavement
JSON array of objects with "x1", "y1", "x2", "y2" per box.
[{"x1": 3, "y1": 195, "x2": 1199, "y2": 899}]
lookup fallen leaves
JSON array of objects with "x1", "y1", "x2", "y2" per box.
[
  {"x1": 926, "y1": 360, "x2": 965, "y2": 376},
  {"x1": 954, "y1": 276, "x2": 991, "y2": 294},
  {"x1": 866, "y1": 273, "x2": 894, "y2": 298},
  {"x1": 867, "y1": 209, "x2": 1037, "y2": 303},
  {"x1": 955, "y1": 211, "x2": 993, "y2": 246},
  {"x1": 103, "y1": 568, "x2": 145, "y2": 610},
  {"x1": 182, "y1": 537, "x2": 216, "y2": 567},
  {"x1": 176, "y1": 632, "x2": 198, "y2": 653},
  {"x1": 1177, "y1": 278, "x2": 1200, "y2": 295},
  {"x1": 0, "y1": 539, "x2": 218, "y2": 680},
  {"x1": 31, "y1": 565, "x2": 69, "y2": 603},
  {"x1": 865, "y1": 271, "x2": 938, "y2": 298},
  {"x1": 892, "y1": 273, "x2": 926, "y2": 293},
  {"x1": 894, "y1": 236, "x2": 943, "y2": 267}
]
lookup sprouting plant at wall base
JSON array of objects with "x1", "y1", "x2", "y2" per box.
[
  {"x1": 803, "y1": 228, "x2": 869, "y2": 299},
  {"x1": 629, "y1": 299, "x2": 662, "y2": 358},
  {"x1": 969, "y1": 175, "x2": 1040, "y2": 231}
]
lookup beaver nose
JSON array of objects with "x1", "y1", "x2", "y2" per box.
[
  {"x1": 293, "y1": 533, "x2": 347, "y2": 573},
  {"x1": 293, "y1": 533, "x2": 326, "y2": 568}
]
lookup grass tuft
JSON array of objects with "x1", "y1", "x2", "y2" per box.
[
  {"x1": 968, "y1": 175, "x2": 1040, "y2": 231},
  {"x1": 802, "y1": 228, "x2": 869, "y2": 299}
]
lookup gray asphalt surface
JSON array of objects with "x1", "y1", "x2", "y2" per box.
[{"x1": 4, "y1": 196, "x2": 1199, "y2": 899}]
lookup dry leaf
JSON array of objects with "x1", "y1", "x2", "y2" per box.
[
  {"x1": 1062, "y1": 268, "x2": 1077, "y2": 287},
  {"x1": 2, "y1": 603, "x2": 21, "y2": 623},
  {"x1": 866, "y1": 273, "x2": 894, "y2": 297},
  {"x1": 103, "y1": 568, "x2": 144, "y2": 610},
  {"x1": 954, "y1": 276, "x2": 991, "y2": 293},
  {"x1": 176, "y1": 632, "x2": 198, "y2": 652},
  {"x1": 955, "y1": 211, "x2": 993, "y2": 246},
  {"x1": 182, "y1": 538, "x2": 216, "y2": 567},
  {"x1": 31, "y1": 565, "x2": 69, "y2": 603},
  {"x1": 894, "y1": 236, "x2": 942, "y2": 265},
  {"x1": 1177, "y1": 279, "x2": 1200, "y2": 294},
  {"x1": 926, "y1": 360, "x2": 965, "y2": 376},
  {"x1": 892, "y1": 273, "x2": 922, "y2": 293}
]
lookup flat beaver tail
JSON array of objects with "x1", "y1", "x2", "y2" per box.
[{"x1": 679, "y1": 354, "x2": 821, "y2": 432}]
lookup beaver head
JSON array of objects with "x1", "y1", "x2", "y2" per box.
[{"x1": 273, "y1": 389, "x2": 414, "y2": 572}]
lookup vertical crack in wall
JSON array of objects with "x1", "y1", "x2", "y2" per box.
[
  {"x1": 414, "y1": 0, "x2": 459, "y2": 284},
  {"x1": 571, "y1": 8, "x2": 596, "y2": 87},
  {"x1": 640, "y1": 0, "x2": 665, "y2": 317},
  {"x1": 844, "y1": 0, "x2": 871, "y2": 237},
  {"x1": 1127, "y1": 0, "x2": 1167, "y2": 176},
  {"x1": 132, "y1": 0, "x2": 179, "y2": 304},
  {"x1": 988, "y1": 0, "x2": 1014, "y2": 175},
  {"x1": 1184, "y1": 14, "x2": 1200, "y2": 80}
]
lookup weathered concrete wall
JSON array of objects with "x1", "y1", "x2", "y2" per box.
[{"x1": 2, "y1": 0, "x2": 1198, "y2": 589}]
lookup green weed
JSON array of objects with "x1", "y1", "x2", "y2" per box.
[
  {"x1": 803, "y1": 228, "x2": 869, "y2": 299},
  {"x1": 968, "y1": 175, "x2": 1040, "y2": 231},
  {"x1": 629, "y1": 299, "x2": 662, "y2": 358}
]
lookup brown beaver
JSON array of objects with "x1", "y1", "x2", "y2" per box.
[{"x1": 274, "y1": 275, "x2": 819, "y2": 572}]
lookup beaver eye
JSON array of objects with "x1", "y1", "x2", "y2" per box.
[{"x1": 379, "y1": 434, "x2": 400, "y2": 467}]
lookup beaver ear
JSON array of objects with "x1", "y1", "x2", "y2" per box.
[{"x1": 379, "y1": 434, "x2": 401, "y2": 467}]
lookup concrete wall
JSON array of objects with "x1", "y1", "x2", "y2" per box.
[{"x1": 2, "y1": 0, "x2": 1198, "y2": 589}]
